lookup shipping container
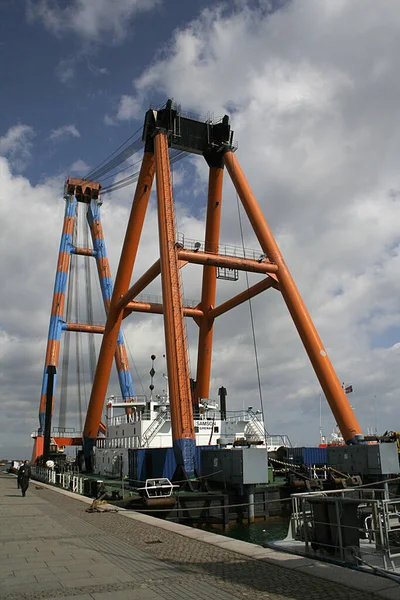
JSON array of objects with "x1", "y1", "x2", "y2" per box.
[
  {"x1": 128, "y1": 446, "x2": 217, "y2": 484},
  {"x1": 288, "y1": 447, "x2": 327, "y2": 466}
]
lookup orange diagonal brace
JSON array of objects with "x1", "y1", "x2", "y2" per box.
[
  {"x1": 224, "y1": 150, "x2": 362, "y2": 443},
  {"x1": 118, "y1": 259, "x2": 161, "y2": 315},
  {"x1": 209, "y1": 277, "x2": 277, "y2": 319},
  {"x1": 83, "y1": 152, "x2": 155, "y2": 443}
]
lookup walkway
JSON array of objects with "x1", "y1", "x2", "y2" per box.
[{"x1": 0, "y1": 472, "x2": 398, "y2": 599}]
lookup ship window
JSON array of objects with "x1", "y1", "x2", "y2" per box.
[
  {"x1": 122, "y1": 430, "x2": 124, "y2": 436},
  {"x1": 102, "y1": 457, "x2": 104, "y2": 463},
  {"x1": 134, "y1": 427, "x2": 136, "y2": 435},
  {"x1": 194, "y1": 426, "x2": 199, "y2": 433},
  {"x1": 214, "y1": 427, "x2": 219, "y2": 433}
]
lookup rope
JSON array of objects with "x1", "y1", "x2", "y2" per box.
[
  {"x1": 74, "y1": 208, "x2": 83, "y2": 433},
  {"x1": 235, "y1": 188, "x2": 267, "y2": 442},
  {"x1": 104, "y1": 497, "x2": 292, "y2": 513},
  {"x1": 83, "y1": 208, "x2": 97, "y2": 385},
  {"x1": 121, "y1": 325, "x2": 146, "y2": 396},
  {"x1": 59, "y1": 201, "x2": 78, "y2": 429},
  {"x1": 84, "y1": 126, "x2": 143, "y2": 181},
  {"x1": 101, "y1": 150, "x2": 185, "y2": 195},
  {"x1": 97, "y1": 154, "x2": 144, "y2": 183}
]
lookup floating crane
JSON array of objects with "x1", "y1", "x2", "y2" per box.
[{"x1": 35, "y1": 100, "x2": 363, "y2": 475}]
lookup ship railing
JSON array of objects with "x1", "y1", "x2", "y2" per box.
[
  {"x1": 106, "y1": 394, "x2": 148, "y2": 404},
  {"x1": 30, "y1": 427, "x2": 82, "y2": 438},
  {"x1": 224, "y1": 410, "x2": 264, "y2": 423},
  {"x1": 32, "y1": 466, "x2": 86, "y2": 496},
  {"x1": 176, "y1": 232, "x2": 274, "y2": 263},
  {"x1": 288, "y1": 487, "x2": 400, "y2": 572},
  {"x1": 135, "y1": 292, "x2": 198, "y2": 309},
  {"x1": 108, "y1": 409, "x2": 171, "y2": 427}
]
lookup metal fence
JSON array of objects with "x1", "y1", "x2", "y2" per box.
[
  {"x1": 289, "y1": 487, "x2": 400, "y2": 572},
  {"x1": 32, "y1": 466, "x2": 86, "y2": 495}
]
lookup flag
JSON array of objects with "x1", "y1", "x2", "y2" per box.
[{"x1": 345, "y1": 384, "x2": 353, "y2": 394}]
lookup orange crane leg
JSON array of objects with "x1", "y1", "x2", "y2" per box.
[
  {"x1": 82, "y1": 152, "x2": 155, "y2": 460},
  {"x1": 154, "y1": 132, "x2": 195, "y2": 474},
  {"x1": 196, "y1": 166, "x2": 224, "y2": 402},
  {"x1": 224, "y1": 151, "x2": 362, "y2": 443}
]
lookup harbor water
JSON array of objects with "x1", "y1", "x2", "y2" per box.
[{"x1": 206, "y1": 517, "x2": 289, "y2": 546}]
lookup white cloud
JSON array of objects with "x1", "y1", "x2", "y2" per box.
[
  {"x1": 104, "y1": 114, "x2": 116, "y2": 126},
  {"x1": 70, "y1": 159, "x2": 90, "y2": 175},
  {"x1": 55, "y1": 56, "x2": 76, "y2": 85},
  {"x1": 117, "y1": 94, "x2": 142, "y2": 121},
  {"x1": 49, "y1": 124, "x2": 80, "y2": 141},
  {"x1": 0, "y1": 124, "x2": 35, "y2": 170},
  {"x1": 26, "y1": 0, "x2": 161, "y2": 42}
]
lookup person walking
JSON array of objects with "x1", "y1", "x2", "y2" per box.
[{"x1": 18, "y1": 460, "x2": 31, "y2": 497}]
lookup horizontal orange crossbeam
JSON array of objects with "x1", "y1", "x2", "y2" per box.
[
  {"x1": 209, "y1": 276, "x2": 278, "y2": 319},
  {"x1": 73, "y1": 247, "x2": 95, "y2": 257},
  {"x1": 53, "y1": 437, "x2": 82, "y2": 447},
  {"x1": 177, "y1": 249, "x2": 278, "y2": 274},
  {"x1": 124, "y1": 300, "x2": 203, "y2": 318},
  {"x1": 65, "y1": 323, "x2": 105, "y2": 334}
]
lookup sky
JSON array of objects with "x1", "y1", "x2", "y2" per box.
[{"x1": 1, "y1": 0, "x2": 400, "y2": 459}]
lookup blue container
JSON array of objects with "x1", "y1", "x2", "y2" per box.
[
  {"x1": 128, "y1": 446, "x2": 217, "y2": 484},
  {"x1": 288, "y1": 447, "x2": 327, "y2": 466},
  {"x1": 128, "y1": 448, "x2": 146, "y2": 484}
]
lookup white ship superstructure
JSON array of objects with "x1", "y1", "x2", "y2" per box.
[{"x1": 93, "y1": 396, "x2": 279, "y2": 478}]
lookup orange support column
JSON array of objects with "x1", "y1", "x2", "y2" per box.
[
  {"x1": 83, "y1": 152, "x2": 155, "y2": 460},
  {"x1": 196, "y1": 165, "x2": 224, "y2": 403},
  {"x1": 224, "y1": 151, "x2": 362, "y2": 443},
  {"x1": 154, "y1": 132, "x2": 196, "y2": 474}
]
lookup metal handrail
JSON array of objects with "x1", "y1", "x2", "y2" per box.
[
  {"x1": 288, "y1": 488, "x2": 400, "y2": 572},
  {"x1": 176, "y1": 233, "x2": 273, "y2": 263}
]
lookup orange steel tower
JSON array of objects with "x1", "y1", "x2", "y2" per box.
[{"x1": 83, "y1": 100, "x2": 362, "y2": 475}]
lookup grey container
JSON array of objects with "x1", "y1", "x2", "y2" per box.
[
  {"x1": 201, "y1": 447, "x2": 268, "y2": 485},
  {"x1": 327, "y1": 443, "x2": 399, "y2": 475}
]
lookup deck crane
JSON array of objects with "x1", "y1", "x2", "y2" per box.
[{"x1": 81, "y1": 100, "x2": 363, "y2": 476}]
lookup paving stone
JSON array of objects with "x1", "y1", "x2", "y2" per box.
[
  {"x1": 92, "y1": 589, "x2": 163, "y2": 600},
  {"x1": 35, "y1": 573, "x2": 61, "y2": 582},
  {"x1": 56, "y1": 570, "x2": 95, "y2": 580},
  {"x1": 47, "y1": 596, "x2": 94, "y2": 600},
  {"x1": 61, "y1": 575, "x2": 120, "y2": 588}
]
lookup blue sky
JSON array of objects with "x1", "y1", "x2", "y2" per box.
[
  {"x1": 2, "y1": 0, "x2": 400, "y2": 457},
  {"x1": 0, "y1": 0, "x2": 214, "y2": 184}
]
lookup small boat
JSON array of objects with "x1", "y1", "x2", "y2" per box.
[{"x1": 136, "y1": 478, "x2": 179, "y2": 507}]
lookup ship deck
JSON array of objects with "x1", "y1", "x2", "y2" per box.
[{"x1": 0, "y1": 471, "x2": 398, "y2": 600}]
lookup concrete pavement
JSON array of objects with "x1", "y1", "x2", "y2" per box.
[{"x1": 0, "y1": 471, "x2": 398, "y2": 599}]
